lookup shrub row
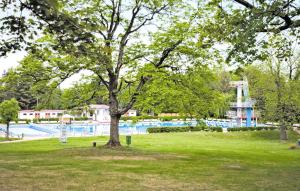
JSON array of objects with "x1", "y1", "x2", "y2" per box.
[
  {"x1": 227, "y1": 126, "x2": 277, "y2": 132},
  {"x1": 147, "y1": 126, "x2": 223, "y2": 133},
  {"x1": 121, "y1": 115, "x2": 190, "y2": 122}
]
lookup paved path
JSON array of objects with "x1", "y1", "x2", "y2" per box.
[{"x1": 0, "y1": 137, "x2": 51, "y2": 144}]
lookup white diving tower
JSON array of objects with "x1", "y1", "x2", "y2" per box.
[{"x1": 229, "y1": 78, "x2": 256, "y2": 127}]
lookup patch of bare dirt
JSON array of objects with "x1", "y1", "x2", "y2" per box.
[{"x1": 78, "y1": 155, "x2": 157, "y2": 161}]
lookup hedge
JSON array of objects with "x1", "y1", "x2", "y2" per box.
[
  {"x1": 147, "y1": 126, "x2": 223, "y2": 133},
  {"x1": 227, "y1": 126, "x2": 277, "y2": 132},
  {"x1": 120, "y1": 115, "x2": 189, "y2": 122}
]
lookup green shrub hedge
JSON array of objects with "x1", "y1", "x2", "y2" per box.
[
  {"x1": 74, "y1": 117, "x2": 89, "y2": 121},
  {"x1": 39, "y1": 118, "x2": 59, "y2": 122},
  {"x1": 147, "y1": 126, "x2": 277, "y2": 133},
  {"x1": 147, "y1": 126, "x2": 223, "y2": 133},
  {"x1": 227, "y1": 126, "x2": 277, "y2": 132},
  {"x1": 121, "y1": 115, "x2": 189, "y2": 122}
]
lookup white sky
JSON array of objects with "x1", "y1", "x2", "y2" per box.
[
  {"x1": 0, "y1": 51, "x2": 25, "y2": 74},
  {"x1": 0, "y1": 51, "x2": 81, "y2": 88}
]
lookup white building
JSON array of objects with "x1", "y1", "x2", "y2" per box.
[
  {"x1": 124, "y1": 109, "x2": 137, "y2": 117},
  {"x1": 88, "y1": 104, "x2": 111, "y2": 122},
  {"x1": 18, "y1": 110, "x2": 65, "y2": 120},
  {"x1": 82, "y1": 105, "x2": 136, "y2": 122}
]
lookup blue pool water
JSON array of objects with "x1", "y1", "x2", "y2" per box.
[{"x1": 0, "y1": 119, "x2": 257, "y2": 137}]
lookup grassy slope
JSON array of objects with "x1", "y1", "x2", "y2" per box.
[
  {"x1": 0, "y1": 137, "x2": 20, "y2": 142},
  {"x1": 0, "y1": 131, "x2": 299, "y2": 191}
]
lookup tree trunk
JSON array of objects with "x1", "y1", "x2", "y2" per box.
[
  {"x1": 106, "y1": 114, "x2": 121, "y2": 147},
  {"x1": 6, "y1": 122, "x2": 9, "y2": 140},
  {"x1": 279, "y1": 123, "x2": 288, "y2": 141},
  {"x1": 105, "y1": 75, "x2": 122, "y2": 147}
]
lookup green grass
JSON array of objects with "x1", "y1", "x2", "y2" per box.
[
  {"x1": 0, "y1": 131, "x2": 300, "y2": 191},
  {"x1": 0, "y1": 137, "x2": 20, "y2": 142}
]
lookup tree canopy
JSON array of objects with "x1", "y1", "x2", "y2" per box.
[{"x1": 0, "y1": 98, "x2": 20, "y2": 138}]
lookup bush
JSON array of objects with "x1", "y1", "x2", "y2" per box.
[
  {"x1": 74, "y1": 117, "x2": 89, "y2": 121},
  {"x1": 121, "y1": 116, "x2": 159, "y2": 121},
  {"x1": 39, "y1": 118, "x2": 59, "y2": 122},
  {"x1": 147, "y1": 125, "x2": 222, "y2": 133},
  {"x1": 209, "y1": 127, "x2": 223, "y2": 132},
  {"x1": 32, "y1": 118, "x2": 40, "y2": 124},
  {"x1": 120, "y1": 115, "x2": 189, "y2": 122}
]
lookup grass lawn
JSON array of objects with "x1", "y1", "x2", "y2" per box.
[
  {"x1": 0, "y1": 131, "x2": 300, "y2": 191},
  {"x1": 0, "y1": 137, "x2": 20, "y2": 142}
]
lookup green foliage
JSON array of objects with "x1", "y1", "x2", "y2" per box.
[
  {"x1": 147, "y1": 126, "x2": 223, "y2": 133},
  {"x1": 120, "y1": 115, "x2": 190, "y2": 121},
  {"x1": 0, "y1": 98, "x2": 20, "y2": 124},
  {"x1": 32, "y1": 118, "x2": 40, "y2": 124},
  {"x1": 227, "y1": 127, "x2": 277, "y2": 132},
  {"x1": 61, "y1": 77, "x2": 108, "y2": 109},
  {"x1": 135, "y1": 65, "x2": 229, "y2": 118},
  {"x1": 244, "y1": 52, "x2": 300, "y2": 124},
  {"x1": 74, "y1": 117, "x2": 89, "y2": 121},
  {"x1": 121, "y1": 116, "x2": 158, "y2": 121},
  {"x1": 0, "y1": 69, "x2": 37, "y2": 110},
  {"x1": 39, "y1": 118, "x2": 59, "y2": 122},
  {"x1": 205, "y1": 0, "x2": 300, "y2": 63}
]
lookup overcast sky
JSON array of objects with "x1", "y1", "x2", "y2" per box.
[{"x1": 0, "y1": 51, "x2": 81, "y2": 88}]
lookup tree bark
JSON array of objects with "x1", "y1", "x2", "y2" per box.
[
  {"x1": 279, "y1": 123, "x2": 288, "y2": 141},
  {"x1": 106, "y1": 114, "x2": 121, "y2": 147},
  {"x1": 6, "y1": 122, "x2": 9, "y2": 140},
  {"x1": 105, "y1": 75, "x2": 122, "y2": 147}
]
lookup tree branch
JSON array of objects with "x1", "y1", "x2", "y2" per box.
[
  {"x1": 119, "y1": 76, "x2": 150, "y2": 114},
  {"x1": 233, "y1": 0, "x2": 254, "y2": 9},
  {"x1": 155, "y1": 40, "x2": 182, "y2": 67}
]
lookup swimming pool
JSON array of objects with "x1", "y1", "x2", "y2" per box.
[{"x1": 0, "y1": 119, "x2": 257, "y2": 137}]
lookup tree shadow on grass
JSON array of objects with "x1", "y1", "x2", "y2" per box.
[{"x1": 55, "y1": 145, "x2": 190, "y2": 162}]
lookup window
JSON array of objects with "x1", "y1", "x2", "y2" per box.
[
  {"x1": 23, "y1": 113, "x2": 27, "y2": 116},
  {"x1": 29, "y1": 113, "x2": 33, "y2": 115},
  {"x1": 52, "y1": 113, "x2": 56, "y2": 115}
]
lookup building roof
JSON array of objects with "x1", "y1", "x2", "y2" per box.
[
  {"x1": 60, "y1": 114, "x2": 75, "y2": 119},
  {"x1": 19, "y1": 110, "x2": 65, "y2": 113},
  {"x1": 89, "y1": 104, "x2": 109, "y2": 109},
  {"x1": 39, "y1": 110, "x2": 65, "y2": 113},
  {"x1": 19, "y1": 110, "x2": 34, "y2": 113}
]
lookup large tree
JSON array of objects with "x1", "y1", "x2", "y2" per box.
[
  {"x1": 205, "y1": 0, "x2": 300, "y2": 63},
  {"x1": 0, "y1": 69, "x2": 37, "y2": 109},
  {"x1": 0, "y1": 54, "x2": 65, "y2": 110},
  {"x1": 1, "y1": 0, "x2": 208, "y2": 146},
  {"x1": 134, "y1": 65, "x2": 229, "y2": 118},
  {"x1": 242, "y1": 34, "x2": 300, "y2": 140}
]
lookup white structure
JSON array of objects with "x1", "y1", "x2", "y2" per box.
[
  {"x1": 228, "y1": 78, "x2": 256, "y2": 127},
  {"x1": 124, "y1": 109, "x2": 137, "y2": 117},
  {"x1": 89, "y1": 104, "x2": 110, "y2": 122},
  {"x1": 60, "y1": 114, "x2": 75, "y2": 124},
  {"x1": 18, "y1": 110, "x2": 65, "y2": 120}
]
